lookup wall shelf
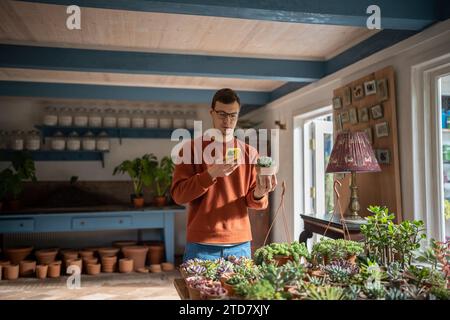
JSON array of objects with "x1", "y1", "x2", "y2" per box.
[
  {"x1": 0, "y1": 150, "x2": 108, "y2": 168},
  {"x1": 35, "y1": 125, "x2": 194, "y2": 144}
]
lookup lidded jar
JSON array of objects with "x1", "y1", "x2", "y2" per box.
[
  {"x1": 103, "y1": 108, "x2": 117, "y2": 128},
  {"x1": 51, "y1": 131, "x2": 66, "y2": 151},
  {"x1": 96, "y1": 131, "x2": 110, "y2": 151},
  {"x1": 11, "y1": 130, "x2": 25, "y2": 151},
  {"x1": 67, "y1": 131, "x2": 81, "y2": 151},
  {"x1": 131, "y1": 110, "x2": 145, "y2": 128},
  {"x1": 73, "y1": 107, "x2": 88, "y2": 127},
  {"x1": 25, "y1": 130, "x2": 41, "y2": 151},
  {"x1": 88, "y1": 108, "x2": 102, "y2": 127},
  {"x1": 43, "y1": 106, "x2": 58, "y2": 126},
  {"x1": 58, "y1": 107, "x2": 73, "y2": 127},
  {"x1": 158, "y1": 110, "x2": 172, "y2": 129},
  {"x1": 145, "y1": 110, "x2": 158, "y2": 128},
  {"x1": 82, "y1": 131, "x2": 96, "y2": 151},
  {"x1": 117, "y1": 109, "x2": 131, "y2": 128}
]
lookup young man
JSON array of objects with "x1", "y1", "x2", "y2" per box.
[{"x1": 171, "y1": 88, "x2": 277, "y2": 261}]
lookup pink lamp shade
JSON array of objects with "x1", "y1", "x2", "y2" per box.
[{"x1": 326, "y1": 131, "x2": 381, "y2": 173}]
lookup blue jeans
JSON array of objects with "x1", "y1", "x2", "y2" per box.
[{"x1": 183, "y1": 242, "x2": 251, "y2": 262}]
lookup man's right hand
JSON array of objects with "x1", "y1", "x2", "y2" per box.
[{"x1": 207, "y1": 162, "x2": 240, "y2": 180}]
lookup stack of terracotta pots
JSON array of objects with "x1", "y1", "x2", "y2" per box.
[
  {"x1": 4, "y1": 246, "x2": 33, "y2": 265},
  {"x1": 35, "y1": 249, "x2": 58, "y2": 265},
  {"x1": 122, "y1": 246, "x2": 148, "y2": 271},
  {"x1": 101, "y1": 256, "x2": 117, "y2": 273},
  {"x1": 144, "y1": 241, "x2": 165, "y2": 265}
]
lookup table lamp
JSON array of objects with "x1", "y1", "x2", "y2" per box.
[{"x1": 326, "y1": 131, "x2": 381, "y2": 221}]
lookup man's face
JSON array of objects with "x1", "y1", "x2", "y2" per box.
[{"x1": 210, "y1": 100, "x2": 240, "y2": 136}]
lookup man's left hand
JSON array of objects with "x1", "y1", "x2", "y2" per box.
[{"x1": 254, "y1": 174, "x2": 277, "y2": 199}]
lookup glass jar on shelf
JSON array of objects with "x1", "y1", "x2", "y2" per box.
[
  {"x1": 82, "y1": 131, "x2": 96, "y2": 151},
  {"x1": 88, "y1": 108, "x2": 102, "y2": 127},
  {"x1": 11, "y1": 130, "x2": 24, "y2": 151},
  {"x1": 131, "y1": 110, "x2": 145, "y2": 128},
  {"x1": 117, "y1": 109, "x2": 131, "y2": 128},
  {"x1": 103, "y1": 108, "x2": 117, "y2": 128},
  {"x1": 51, "y1": 131, "x2": 66, "y2": 151},
  {"x1": 96, "y1": 131, "x2": 110, "y2": 151},
  {"x1": 58, "y1": 107, "x2": 73, "y2": 127},
  {"x1": 67, "y1": 131, "x2": 81, "y2": 151},
  {"x1": 73, "y1": 107, "x2": 88, "y2": 127},
  {"x1": 185, "y1": 110, "x2": 197, "y2": 129},
  {"x1": 43, "y1": 106, "x2": 58, "y2": 126},
  {"x1": 173, "y1": 110, "x2": 185, "y2": 128},
  {"x1": 145, "y1": 109, "x2": 158, "y2": 128},
  {"x1": 25, "y1": 130, "x2": 41, "y2": 151},
  {"x1": 159, "y1": 110, "x2": 172, "y2": 129}
]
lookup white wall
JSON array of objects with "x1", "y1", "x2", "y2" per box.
[
  {"x1": 242, "y1": 20, "x2": 450, "y2": 243},
  {"x1": 0, "y1": 97, "x2": 213, "y2": 254}
]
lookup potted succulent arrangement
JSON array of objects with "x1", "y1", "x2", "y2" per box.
[
  {"x1": 0, "y1": 152, "x2": 37, "y2": 211},
  {"x1": 150, "y1": 156, "x2": 174, "y2": 207},
  {"x1": 254, "y1": 241, "x2": 309, "y2": 266},
  {"x1": 256, "y1": 156, "x2": 277, "y2": 176},
  {"x1": 311, "y1": 239, "x2": 364, "y2": 265},
  {"x1": 113, "y1": 153, "x2": 157, "y2": 208}
]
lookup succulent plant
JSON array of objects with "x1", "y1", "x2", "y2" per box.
[
  {"x1": 385, "y1": 288, "x2": 407, "y2": 300},
  {"x1": 345, "y1": 284, "x2": 362, "y2": 300},
  {"x1": 430, "y1": 286, "x2": 450, "y2": 300},
  {"x1": 257, "y1": 156, "x2": 273, "y2": 167},
  {"x1": 386, "y1": 261, "x2": 404, "y2": 282},
  {"x1": 312, "y1": 239, "x2": 364, "y2": 264},
  {"x1": 322, "y1": 259, "x2": 360, "y2": 284},
  {"x1": 226, "y1": 273, "x2": 249, "y2": 286},
  {"x1": 305, "y1": 284, "x2": 346, "y2": 300},
  {"x1": 244, "y1": 279, "x2": 278, "y2": 300},
  {"x1": 200, "y1": 282, "x2": 227, "y2": 298},
  {"x1": 254, "y1": 241, "x2": 309, "y2": 265}
]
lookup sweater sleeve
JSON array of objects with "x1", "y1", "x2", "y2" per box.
[
  {"x1": 170, "y1": 162, "x2": 217, "y2": 205},
  {"x1": 245, "y1": 163, "x2": 269, "y2": 210}
]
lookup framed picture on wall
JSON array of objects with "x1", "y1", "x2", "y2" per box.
[
  {"x1": 377, "y1": 79, "x2": 389, "y2": 101},
  {"x1": 353, "y1": 85, "x2": 365, "y2": 100},
  {"x1": 370, "y1": 104, "x2": 384, "y2": 120},
  {"x1": 343, "y1": 87, "x2": 352, "y2": 107},
  {"x1": 334, "y1": 114, "x2": 343, "y2": 132},
  {"x1": 349, "y1": 108, "x2": 358, "y2": 124},
  {"x1": 340, "y1": 111, "x2": 350, "y2": 123},
  {"x1": 376, "y1": 149, "x2": 390, "y2": 164},
  {"x1": 358, "y1": 107, "x2": 369, "y2": 122},
  {"x1": 333, "y1": 97, "x2": 343, "y2": 110},
  {"x1": 364, "y1": 80, "x2": 377, "y2": 95},
  {"x1": 375, "y1": 122, "x2": 389, "y2": 138},
  {"x1": 363, "y1": 127, "x2": 373, "y2": 144}
]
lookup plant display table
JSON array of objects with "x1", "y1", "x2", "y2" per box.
[{"x1": 0, "y1": 205, "x2": 186, "y2": 263}]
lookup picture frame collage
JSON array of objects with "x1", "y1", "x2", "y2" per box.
[{"x1": 333, "y1": 77, "x2": 391, "y2": 164}]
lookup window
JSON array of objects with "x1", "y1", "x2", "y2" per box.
[{"x1": 439, "y1": 74, "x2": 450, "y2": 241}]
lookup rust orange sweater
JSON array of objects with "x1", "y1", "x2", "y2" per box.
[{"x1": 170, "y1": 137, "x2": 268, "y2": 244}]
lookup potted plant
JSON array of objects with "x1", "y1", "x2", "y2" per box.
[
  {"x1": 150, "y1": 156, "x2": 174, "y2": 207},
  {"x1": 0, "y1": 152, "x2": 37, "y2": 211},
  {"x1": 256, "y1": 156, "x2": 277, "y2": 176},
  {"x1": 113, "y1": 153, "x2": 157, "y2": 208}
]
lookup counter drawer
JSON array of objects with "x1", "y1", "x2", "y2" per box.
[
  {"x1": 72, "y1": 216, "x2": 132, "y2": 230},
  {"x1": 0, "y1": 219, "x2": 35, "y2": 233}
]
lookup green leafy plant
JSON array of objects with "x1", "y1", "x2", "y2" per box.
[
  {"x1": 242, "y1": 279, "x2": 284, "y2": 300},
  {"x1": 113, "y1": 154, "x2": 157, "y2": 197},
  {"x1": 312, "y1": 239, "x2": 364, "y2": 264},
  {"x1": 150, "y1": 156, "x2": 174, "y2": 197},
  {"x1": 0, "y1": 152, "x2": 37, "y2": 200},
  {"x1": 385, "y1": 287, "x2": 407, "y2": 300},
  {"x1": 256, "y1": 156, "x2": 273, "y2": 167},
  {"x1": 254, "y1": 241, "x2": 309, "y2": 265}
]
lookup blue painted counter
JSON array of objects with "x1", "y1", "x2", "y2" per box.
[{"x1": 0, "y1": 206, "x2": 186, "y2": 263}]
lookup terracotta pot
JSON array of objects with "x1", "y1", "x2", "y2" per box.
[
  {"x1": 5, "y1": 246, "x2": 33, "y2": 265},
  {"x1": 113, "y1": 241, "x2": 138, "y2": 249},
  {"x1": 161, "y1": 262, "x2": 174, "y2": 271},
  {"x1": 82, "y1": 257, "x2": 98, "y2": 272},
  {"x1": 0, "y1": 260, "x2": 11, "y2": 267},
  {"x1": 347, "y1": 255, "x2": 357, "y2": 264},
  {"x1": 19, "y1": 260, "x2": 36, "y2": 277},
  {"x1": 119, "y1": 258, "x2": 134, "y2": 273},
  {"x1": 201, "y1": 289, "x2": 228, "y2": 300},
  {"x1": 79, "y1": 250, "x2": 95, "y2": 259},
  {"x1": 149, "y1": 264, "x2": 162, "y2": 273},
  {"x1": 133, "y1": 197, "x2": 145, "y2": 208},
  {"x1": 48, "y1": 262, "x2": 61, "y2": 278},
  {"x1": 98, "y1": 247, "x2": 119, "y2": 258},
  {"x1": 36, "y1": 264, "x2": 48, "y2": 279},
  {"x1": 122, "y1": 246, "x2": 149, "y2": 271},
  {"x1": 219, "y1": 272, "x2": 235, "y2": 287},
  {"x1": 35, "y1": 249, "x2": 58, "y2": 265},
  {"x1": 62, "y1": 251, "x2": 79, "y2": 262},
  {"x1": 7, "y1": 199, "x2": 21, "y2": 211},
  {"x1": 273, "y1": 255, "x2": 293, "y2": 266},
  {"x1": 66, "y1": 258, "x2": 83, "y2": 274},
  {"x1": 101, "y1": 256, "x2": 117, "y2": 273},
  {"x1": 153, "y1": 196, "x2": 166, "y2": 207},
  {"x1": 223, "y1": 282, "x2": 235, "y2": 296},
  {"x1": 4, "y1": 264, "x2": 19, "y2": 280},
  {"x1": 137, "y1": 267, "x2": 149, "y2": 273},
  {"x1": 145, "y1": 243, "x2": 165, "y2": 265},
  {"x1": 87, "y1": 263, "x2": 101, "y2": 275}
]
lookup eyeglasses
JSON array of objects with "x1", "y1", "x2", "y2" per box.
[{"x1": 213, "y1": 109, "x2": 239, "y2": 121}]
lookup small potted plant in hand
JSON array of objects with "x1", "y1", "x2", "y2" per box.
[
  {"x1": 113, "y1": 153, "x2": 157, "y2": 208},
  {"x1": 256, "y1": 156, "x2": 277, "y2": 176},
  {"x1": 150, "y1": 156, "x2": 174, "y2": 207}
]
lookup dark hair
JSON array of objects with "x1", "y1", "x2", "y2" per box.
[{"x1": 211, "y1": 88, "x2": 240, "y2": 109}]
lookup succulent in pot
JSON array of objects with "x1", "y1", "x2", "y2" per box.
[
  {"x1": 256, "y1": 156, "x2": 277, "y2": 176},
  {"x1": 322, "y1": 259, "x2": 359, "y2": 284},
  {"x1": 200, "y1": 283, "x2": 228, "y2": 300}
]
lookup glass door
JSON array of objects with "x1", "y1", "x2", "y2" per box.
[{"x1": 439, "y1": 74, "x2": 450, "y2": 241}]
